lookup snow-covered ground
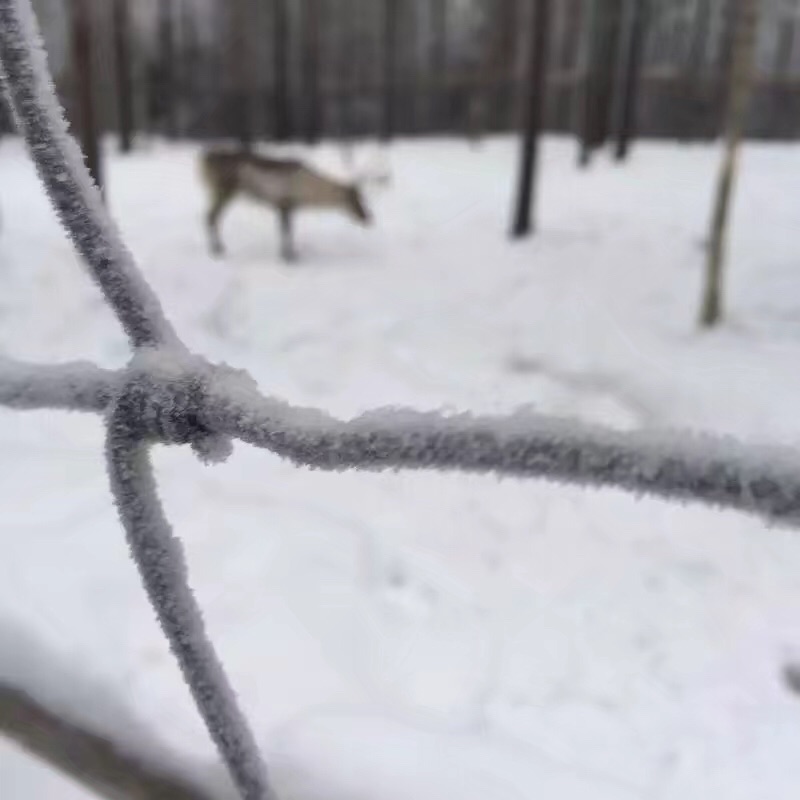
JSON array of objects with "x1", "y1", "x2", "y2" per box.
[{"x1": 2, "y1": 134, "x2": 800, "y2": 799}]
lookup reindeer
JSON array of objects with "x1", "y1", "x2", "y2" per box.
[{"x1": 200, "y1": 148, "x2": 373, "y2": 262}]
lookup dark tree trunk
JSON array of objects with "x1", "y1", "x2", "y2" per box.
[
  {"x1": 303, "y1": 0, "x2": 321, "y2": 143},
  {"x1": 430, "y1": 0, "x2": 448, "y2": 130},
  {"x1": 483, "y1": 0, "x2": 520, "y2": 133},
  {"x1": 158, "y1": 0, "x2": 177, "y2": 139},
  {"x1": 511, "y1": 0, "x2": 552, "y2": 239},
  {"x1": 179, "y1": 0, "x2": 198, "y2": 138},
  {"x1": 70, "y1": 0, "x2": 102, "y2": 188},
  {"x1": 560, "y1": 0, "x2": 584, "y2": 69},
  {"x1": 614, "y1": 0, "x2": 649, "y2": 161},
  {"x1": 381, "y1": 0, "x2": 399, "y2": 141},
  {"x1": 272, "y1": 0, "x2": 291, "y2": 141},
  {"x1": 773, "y1": 17, "x2": 796, "y2": 76},
  {"x1": 687, "y1": 0, "x2": 712, "y2": 74},
  {"x1": 230, "y1": 0, "x2": 253, "y2": 147},
  {"x1": 112, "y1": 0, "x2": 134, "y2": 153},
  {"x1": 678, "y1": 0, "x2": 712, "y2": 141},
  {"x1": 337, "y1": 0, "x2": 354, "y2": 146},
  {"x1": 576, "y1": 0, "x2": 599, "y2": 166},
  {"x1": 404, "y1": 0, "x2": 420, "y2": 135},
  {"x1": 578, "y1": 0, "x2": 624, "y2": 166},
  {"x1": 714, "y1": 0, "x2": 740, "y2": 138},
  {"x1": 700, "y1": 0, "x2": 760, "y2": 328}
]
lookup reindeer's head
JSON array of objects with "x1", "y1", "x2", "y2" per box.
[{"x1": 344, "y1": 184, "x2": 372, "y2": 226}]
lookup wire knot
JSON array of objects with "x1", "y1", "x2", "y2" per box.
[{"x1": 107, "y1": 350, "x2": 239, "y2": 464}]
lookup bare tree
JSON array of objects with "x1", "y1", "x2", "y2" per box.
[
  {"x1": 302, "y1": 0, "x2": 321, "y2": 143},
  {"x1": 230, "y1": 0, "x2": 253, "y2": 147},
  {"x1": 511, "y1": 0, "x2": 551, "y2": 238},
  {"x1": 480, "y1": 0, "x2": 520, "y2": 137},
  {"x1": 70, "y1": 0, "x2": 101, "y2": 187},
  {"x1": 613, "y1": 0, "x2": 649, "y2": 161},
  {"x1": 772, "y1": 2, "x2": 796, "y2": 75},
  {"x1": 336, "y1": 0, "x2": 355, "y2": 152},
  {"x1": 430, "y1": 0, "x2": 448, "y2": 129},
  {"x1": 577, "y1": 0, "x2": 624, "y2": 167},
  {"x1": 271, "y1": 0, "x2": 291, "y2": 141},
  {"x1": 178, "y1": 0, "x2": 199, "y2": 138},
  {"x1": 380, "y1": 0, "x2": 399, "y2": 140},
  {"x1": 112, "y1": 0, "x2": 134, "y2": 153},
  {"x1": 158, "y1": 0, "x2": 177, "y2": 139},
  {"x1": 679, "y1": 0, "x2": 713, "y2": 141},
  {"x1": 700, "y1": 0, "x2": 761, "y2": 328}
]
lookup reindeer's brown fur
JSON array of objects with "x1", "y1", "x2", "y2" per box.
[{"x1": 200, "y1": 148, "x2": 371, "y2": 262}]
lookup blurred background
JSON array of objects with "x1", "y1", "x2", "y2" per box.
[{"x1": 15, "y1": 0, "x2": 800, "y2": 164}]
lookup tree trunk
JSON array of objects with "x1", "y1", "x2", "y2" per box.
[
  {"x1": 700, "y1": 0, "x2": 761, "y2": 328},
  {"x1": 714, "y1": 0, "x2": 740, "y2": 138},
  {"x1": 337, "y1": 0, "x2": 354, "y2": 152},
  {"x1": 482, "y1": 0, "x2": 520, "y2": 136},
  {"x1": 577, "y1": 0, "x2": 624, "y2": 167},
  {"x1": 686, "y1": 0, "x2": 712, "y2": 75},
  {"x1": 272, "y1": 0, "x2": 291, "y2": 141},
  {"x1": 70, "y1": 0, "x2": 102, "y2": 188},
  {"x1": 773, "y1": 16, "x2": 796, "y2": 76},
  {"x1": 112, "y1": 0, "x2": 134, "y2": 153},
  {"x1": 179, "y1": 0, "x2": 198, "y2": 139},
  {"x1": 511, "y1": 0, "x2": 551, "y2": 239},
  {"x1": 159, "y1": 0, "x2": 177, "y2": 139},
  {"x1": 614, "y1": 0, "x2": 649, "y2": 161},
  {"x1": 230, "y1": 0, "x2": 253, "y2": 147},
  {"x1": 303, "y1": 0, "x2": 321, "y2": 144},
  {"x1": 381, "y1": 0, "x2": 399, "y2": 141},
  {"x1": 430, "y1": 0, "x2": 448, "y2": 130},
  {"x1": 679, "y1": 0, "x2": 712, "y2": 141},
  {"x1": 576, "y1": 0, "x2": 598, "y2": 166}
]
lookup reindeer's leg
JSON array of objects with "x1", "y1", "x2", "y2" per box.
[
  {"x1": 278, "y1": 206, "x2": 297, "y2": 263},
  {"x1": 206, "y1": 186, "x2": 234, "y2": 257}
]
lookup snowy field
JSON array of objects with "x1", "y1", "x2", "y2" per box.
[{"x1": 2, "y1": 134, "x2": 800, "y2": 799}]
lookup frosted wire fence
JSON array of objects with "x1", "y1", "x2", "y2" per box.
[{"x1": 0, "y1": 0, "x2": 799, "y2": 798}]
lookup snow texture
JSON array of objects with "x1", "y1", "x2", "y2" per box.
[{"x1": 1, "y1": 133, "x2": 800, "y2": 798}]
